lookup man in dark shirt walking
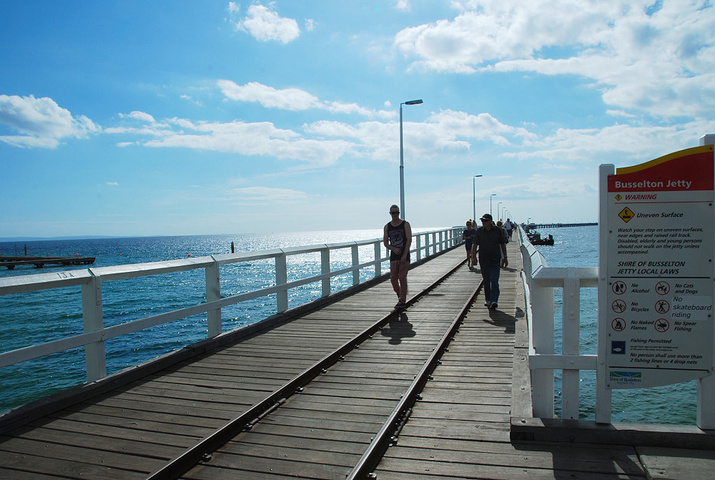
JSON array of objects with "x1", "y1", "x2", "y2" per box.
[{"x1": 471, "y1": 213, "x2": 508, "y2": 309}]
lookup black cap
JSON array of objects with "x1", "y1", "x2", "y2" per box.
[{"x1": 480, "y1": 213, "x2": 493, "y2": 221}]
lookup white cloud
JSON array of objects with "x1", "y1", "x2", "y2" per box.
[
  {"x1": 394, "y1": 0, "x2": 715, "y2": 119},
  {"x1": 395, "y1": 0, "x2": 411, "y2": 12},
  {"x1": 217, "y1": 80, "x2": 394, "y2": 118},
  {"x1": 231, "y1": 186, "x2": 307, "y2": 201},
  {"x1": 107, "y1": 116, "x2": 354, "y2": 168},
  {"x1": 227, "y1": 1, "x2": 240, "y2": 15},
  {"x1": 0, "y1": 94, "x2": 100, "y2": 148},
  {"x1": 119, "y1": 111, "x2": 156, "y2": 123},
  {"x1": 234, "y1": 4, "x2": 300, "y2": 44}
]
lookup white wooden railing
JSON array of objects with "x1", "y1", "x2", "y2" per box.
[
  {"x1": 520, "y1": 226, "x2": 714, "y2": 428},
  {"x1": 519, "y1": 226, "x2": 599, "y2": 420},
  {"x1": 0, "y1": 227, "x2": 461, "y2": 385}
]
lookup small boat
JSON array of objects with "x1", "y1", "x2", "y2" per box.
[{"x1": 527, "y1": 232, "x2": 554, "y2": 246}]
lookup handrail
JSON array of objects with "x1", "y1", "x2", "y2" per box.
[
  {"x1": 0, "y1": 228, "x2": 462, "y2": 389},
  {"x1": 519, "y1": 226, "x2": 598, "y2": 420}
]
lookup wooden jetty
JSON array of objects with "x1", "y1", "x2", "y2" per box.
[
  {"x1": 1, "y1": 242, "x2": 713, "y2": 479},
  {"x1": 0, "y1": 255, "x2": 95, "y2": 270}
]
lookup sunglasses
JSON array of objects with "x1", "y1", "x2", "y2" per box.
[{"x1": 390, "y1": 211, "x2": 400, "y2": 215}]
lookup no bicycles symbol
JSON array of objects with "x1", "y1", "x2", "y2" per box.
[{"x1": 612, "y1": 299, "x2": 627, "y2": 313}]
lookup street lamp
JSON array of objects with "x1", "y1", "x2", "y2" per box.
[
  {"x1": 472, "y1": 175, "x2": 482, "y2": 222},
  {"x1": 490, "y1": 193, "x2": 496, "y2": 217},
  {"x1": 399, "y1": 99, "x2": 423, "y2": 220},
  {"x1": 497, "y1": 202, "x2": 502, "y2": 221}
]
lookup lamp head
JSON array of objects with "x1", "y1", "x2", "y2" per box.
[{"x1": 404, "y1": 99, "x2": 423, "y2": 105}]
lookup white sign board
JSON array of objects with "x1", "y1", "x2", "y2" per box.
[{"x1": 600, "y1": 145, "x2": 715, "y2": 389}]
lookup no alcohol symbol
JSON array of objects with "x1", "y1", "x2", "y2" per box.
[{"x1": 612, "y1": 281, "x2": 627, "y2": 295}]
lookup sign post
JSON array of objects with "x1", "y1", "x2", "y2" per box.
[{"x1": 598, "y1": 145, "x2": 715, "y2": 426}]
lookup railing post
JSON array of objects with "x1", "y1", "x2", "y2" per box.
[
  {"x1": 531, "y1": 279, "x2": 555, "y2": 418},
  {"x1": 698, "y1": 373, "x2": 715, "y2": 429},
  {"x1": 206, "y1": 261, "x2": 221, "y2": 338},
  {"x1": 351, "y1": 244, "x2": 360, "y2": 286},
  {"x1": 321, "y1": 247, "x2": 330, "y2": 297},
  {"x1": 561, "y1": 267, "x2": 580, "y2": 419},
  {"x1": 416, "y1": 235, "x2": 422, "y2": 262},
  {"x1": 596, "y1": 164, "x2": 613, "y2": 424},
  {"x1": 82, "y1": 275, "x2": 106, "y2": 382},
  {"x1": 373, "y1": 241, "x2": 382, "y2": 277},
  {"x1": 275, "y1": 251, "x2": 288, "y2": 312}
]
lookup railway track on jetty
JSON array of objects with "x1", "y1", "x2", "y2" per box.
[
  {"x1": 0, "y1": 250, "x2": 484, "y2": 479},
  {"x1": 150, "y1": 259, "x2": 481, "y2": 479}
]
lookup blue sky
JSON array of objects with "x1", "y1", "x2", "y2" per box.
[{"x1": 1, "y1": 0, "x2": 714, "y2": 238}]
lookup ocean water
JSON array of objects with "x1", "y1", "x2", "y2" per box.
[
  {"x1": 0, "y1": 227, "x2": 700, "y2": 424},
  {"x1": 0, "y1": 230, "x2": 389, "y2": 413},
  {"x1": 534, "y1": 225, "x2": 697, "y2": 425}
]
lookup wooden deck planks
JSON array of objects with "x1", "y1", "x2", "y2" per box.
[
  {"x1": 177, "y1": 256, "x2": 478, "y2": 479},
  {"x1": 2, "y1": 241, "x2": 710, "y2": 479},
  {"x1": 372, "y1": 242, "x2": 650, "y2": 480},
  {"x1": 0, "y1": 249, "x2": 467, "y2": 479}
]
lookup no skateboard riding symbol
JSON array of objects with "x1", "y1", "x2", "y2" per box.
[
  {"x1": 612, "y1": 281, "x2": 627, "y2": 295},
  {"x1": 655, "y1": 299, "x2": 670, "y2": 314}
]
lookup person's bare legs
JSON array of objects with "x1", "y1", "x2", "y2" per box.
[{"x1": 392, "y1": 259, "x2": 409, "y2": 303}]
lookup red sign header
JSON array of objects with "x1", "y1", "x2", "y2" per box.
[{"x1": 608, "y1": 147, "x2": 714, "y2": 192}]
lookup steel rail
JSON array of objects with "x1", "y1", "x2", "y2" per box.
[
  {"x1": 146, "y1": 258, "x2": 467, "y2": 480},
  {"x1": 346, "y1": 277, "x2": 483, "y2": 479}
]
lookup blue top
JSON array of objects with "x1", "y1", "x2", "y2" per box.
[{"x1": 463, "y1": 228, "x2": 476, "y2": 250}]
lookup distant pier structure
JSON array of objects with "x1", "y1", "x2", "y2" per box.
[
  {"x1": 0, "y1": 256, "x2": 95, "y2": 270},
  {"x1": 525, "y1": 222, "x2": 597, "y2": 229}
]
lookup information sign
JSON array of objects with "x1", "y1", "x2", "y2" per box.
[{"x1": 602, "y1": 145, "x2": 714, "y2": 389}]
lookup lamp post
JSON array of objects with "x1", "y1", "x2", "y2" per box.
[
  {"x1": 472, "y1": 175, "x2": 482, "y2": 222},
  {"x1": 490, "y1": 193, "x2": 496, "y2": 217},
  {"x1": 399, "y1": 99, "x2": 423, "y2": 220},
  {"x1": 497, "y1": 202, "x2": 502, "y2": 221}
]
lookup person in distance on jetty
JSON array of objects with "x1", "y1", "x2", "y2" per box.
[
  {"x1": 462, "y1": 220, "x2": 476, "y2": 268},
  {"x1": 384, "y1": 204, "x2": 412, "y2": 310},
  {"x1": 472, "y1": 213, "x2": 508, "y2": 310}
]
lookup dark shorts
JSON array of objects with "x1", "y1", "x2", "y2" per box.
[{"x1": 390, "y1": 252, "x2": 410, "y2": 262}]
